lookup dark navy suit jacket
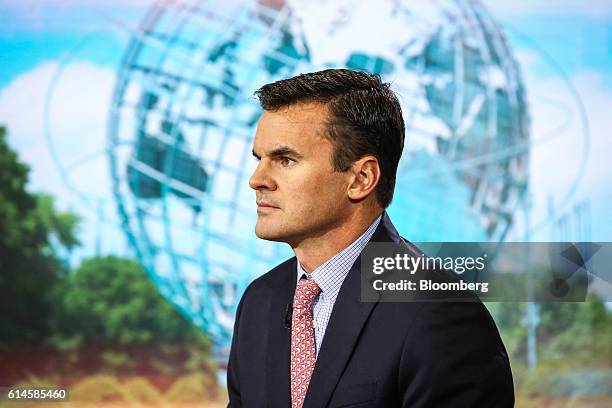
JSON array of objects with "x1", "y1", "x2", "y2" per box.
[{"x1": 227, "y1": 213, "x2": 514, "y2": 407}]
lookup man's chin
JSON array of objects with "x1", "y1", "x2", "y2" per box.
[
  {"x1": 254, "y1": 228, "x2": 286, "y2": 242},
  {"x1": 254, "y1": 221, "x2": 291, "y2": 243}
]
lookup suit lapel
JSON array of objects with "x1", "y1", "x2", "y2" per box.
[
  {"x1": 265, "y1": 258, "x2": 297, "y2": 407},
  {"x1": 302, "y1": 259, "x2": 377, "y2": 408},
  {"x1": 303, "y1": 212, "x2": 399, "y2": 408}
]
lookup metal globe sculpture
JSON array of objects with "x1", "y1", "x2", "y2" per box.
[{"x1": 108, "y1": 0, "x2": 529, "y2": 354}]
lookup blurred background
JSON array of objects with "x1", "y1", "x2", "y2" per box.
[{"x1": 0, "y1": 0, "x2": 610, "y2": 406}]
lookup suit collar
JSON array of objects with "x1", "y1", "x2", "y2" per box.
[
  {"x1": 265, "y1": 257, "x2": 296, "y2": 407},
  {"x1": 264, "y1": 212, "x2": 401, "y2": 407},
  {"x1": 303, "y1": 211, "x2": 400, "y2": 408},
  {"x1": 295, "y1": 213, "x2": 383, "y2": 302},
  {"x1": 371, "y1": 211, "x2": 402, "y2": 244}
]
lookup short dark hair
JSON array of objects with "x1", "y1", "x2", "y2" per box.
[{"x1": 254, "y1": 69, "x2": 405, "y2": 208}]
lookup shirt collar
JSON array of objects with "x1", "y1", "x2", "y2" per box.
[{"x1": 296, "y1": 214, "x2": 383, "y2": 298}]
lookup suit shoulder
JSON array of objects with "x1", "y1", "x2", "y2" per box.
[{"x1": 402, "y1": 298, "x2": 506, "y2": 356}]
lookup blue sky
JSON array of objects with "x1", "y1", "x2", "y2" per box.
[
  {"x1": 1, "y1": 2, "x2": 610, "y2": 87},
  {"x1": 0, "y1": 31, "x2": 123, "y2": 86},
  {"x1": 0, "y1": 1, "x2": 142, "y2": 87},
  {"x1": 499, "y1": 15, "x2": 612, "y2": 86}
]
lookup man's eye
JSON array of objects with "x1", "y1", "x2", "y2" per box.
[{"x1": 279, "y1": 157, "x2": 295, "y2": 167}]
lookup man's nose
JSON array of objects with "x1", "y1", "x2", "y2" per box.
[{"x1": 249, "y1": 160, "x2": 276, "y2": 191}]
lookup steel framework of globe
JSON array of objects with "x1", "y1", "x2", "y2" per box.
[{"x1": 107, "y1": 0, "x2": 530, "y2": 353}]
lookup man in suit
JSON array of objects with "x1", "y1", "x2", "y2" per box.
[{"x1": 227, "y1": 69, "x2": 514, "y2": 407}]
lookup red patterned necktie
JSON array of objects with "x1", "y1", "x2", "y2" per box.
[{"x1": 290, "y1": 277, "x2": 321, "y2": 408}]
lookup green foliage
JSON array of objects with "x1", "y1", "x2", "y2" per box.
[
  {"x1": 489, "y1": 297, "x2": 612, "y2": 369},
  {"x1": 60, "y1": 256, "x2": 210, "y2": 347},
  {"x1": 538, "y1": 299, "x2": 611, "y2": 367},
  {"x1": 0, "y1": 126, "x2": 80, "y2": 347},
  {"x1": 0, "y1": 125, "x2": 216, "y2": 386},
  {"x1": 47, "y1": 255, "x2": 217, "y2": 379},
  {"x1": 0, "y1": 126, "x2": 35, "y2": 243},
  {"x1": 516, "y1": 366, "x2": 612, "y2": 399}
]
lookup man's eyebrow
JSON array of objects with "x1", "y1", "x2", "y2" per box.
[{"x1": 252, "y1": 146, "x2": 303, "y2": 160}]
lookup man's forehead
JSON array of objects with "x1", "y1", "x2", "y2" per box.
[
  {"x1": 253, "y1": 103, "x2": 329, "y2": 152},
  {"x1": 260, "y1": 102, "x2": 328, "y2": 127}
]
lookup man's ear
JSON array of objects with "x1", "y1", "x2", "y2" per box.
[{"x1": 347, "y1": 155, "x2": 381, "y2": 202}]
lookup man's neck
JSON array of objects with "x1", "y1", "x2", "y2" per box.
[{"x1": 292, "y1": 208, "x2": 383, "y2": 273}]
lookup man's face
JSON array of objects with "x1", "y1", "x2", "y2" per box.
[{"x1": 249, "y1": 102, "x2": 352, "y2": 246}]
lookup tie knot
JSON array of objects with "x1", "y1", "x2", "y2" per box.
[{"x1": 293, "y1": 277, "x2": 321, "y2": 309}]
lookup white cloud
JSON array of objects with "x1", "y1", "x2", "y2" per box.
[
  {"x1": 0, "y1": 60, "x2": 128, "y2": 259},
  {"x1": 0, "y1": 61, "x2": 113, "y2": 198}
]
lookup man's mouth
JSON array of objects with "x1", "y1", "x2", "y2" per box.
[
  {"x1": 257, "y1": 202, "x2": 278, "y2": 208},
  {"x1": 256, "y1": 196, "x2": 280, "y2": 208},
  {"x1": 256, "y1": 200, "x2": 280, "y2": 214}
]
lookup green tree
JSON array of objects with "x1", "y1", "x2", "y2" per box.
[
  {"x1": 59, "y1": 256, "x2": 216, "y2": 377},
  {"x1": 0, "y1": 126, "x2": 80, "y2": 347},
  {"x1": 62, "y1": 256, "x2": 209, "y2": 346}
]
